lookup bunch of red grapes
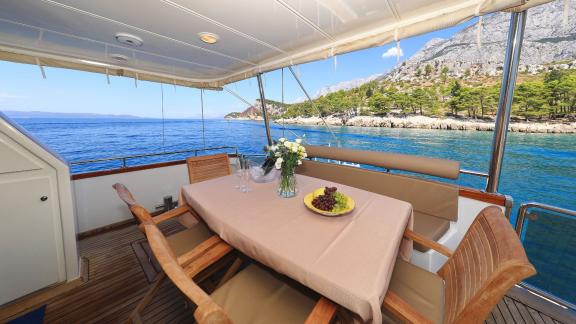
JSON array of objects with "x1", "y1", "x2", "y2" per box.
[{"x1": 311, "y1": 187, "x2": 338, "y2": 211}]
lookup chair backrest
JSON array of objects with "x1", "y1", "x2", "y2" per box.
[
  {"x1": 144, "y1": 224, "x2": 231, "y2": 324},
  {"x1": 112, "y1": 183, "x2": 137, "y2": 207},
  {"x1": 437, "y1": 206, "x2": 536, "y2": 324},
  {"x1": 112, "y1": 183, "x2": 153, "y2": 225},
  {"x1": 186, "y1": 153, "x2": 231, "y2": 184}
]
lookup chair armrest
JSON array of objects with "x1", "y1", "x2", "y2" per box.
[
  {"x1": 382, "y1": 291, "x2": 433, "y2": 324},
  {"x1": 144, "y1": 224, "x2": 230, "y2": 323},
  {"x1": 305, "y1": 297, "x2": 338, "y2": 324},
  {"x1": 152, "y1": 205, "x2": 190, "y2": 224},
  {"x1": 404, "y1": 229, "x2": 453, "y2": 257},
  {"x1": 180, "y1": 237, "x2": 234, "y2": 278}
]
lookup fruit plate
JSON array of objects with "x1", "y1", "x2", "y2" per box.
[{"x1": 304, "y1": 188, "x2": 355, "y2": 217}]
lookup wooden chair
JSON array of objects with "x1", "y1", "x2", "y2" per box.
[
  {"x1": 144, "y1": 223, "x2": 339, "y2": 324},
  {"x1": 112, "y1": 183, "x2": 215, "y2": 322},
  {"x1": 186, "y1": 153, "x2": 231, "y2": 184},
  {"x1": 382, "y1": 206, "x2": 536, "y2": 324}
]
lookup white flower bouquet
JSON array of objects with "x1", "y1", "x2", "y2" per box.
[{"x1": 266, "y1": 137, "x2": 307, "y2": 197}]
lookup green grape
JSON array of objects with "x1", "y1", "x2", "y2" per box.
[{"x1": 332, "y1": 192, "x2": 348, "y2": 212}]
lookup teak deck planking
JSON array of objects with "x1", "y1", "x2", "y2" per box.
[{"x1": 1, "y1": 220, "x2": 573, "y2": 324}]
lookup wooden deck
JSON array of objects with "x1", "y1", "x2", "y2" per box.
[{"x1": 1, "y1": 220, "x2": 574, "y2": 323}]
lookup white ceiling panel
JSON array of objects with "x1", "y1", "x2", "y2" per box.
[
  {"x1": 170, "y1": 0, "x2": 327, "y2": 52},
  {"x1": 393, "y1": 0, "x2": 466, "y2": 21},
  {"x1": 49, "y1": 0, "x2": 280, "y2": 63},
  {"x1": 0, "y1": 0, "x2": 546, "y2": 87},
  {"x1": 40, "y1": 31, "x2": 107, "y2": 61},
  {"x1": 0, "y1": 0, "x2": 249, "y2": 73},
  {"x1": 0, "y1": 20, "x2": 41, "y2": 48},
  {"x1": 282, "y1": 0, "x2": 397, "y2": 38}
]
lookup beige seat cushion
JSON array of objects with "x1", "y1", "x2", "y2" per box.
[
  {"x1": 166, "y1": 222, "x2": 212, "y2": 257},
  {"x1": 413, "y1": 212, "x2": 450, "y2": 253},
  {"x1": 211, "y1": 264, "x2": 316, "y2": 324},
  {"x1": 386, "y1": 259, "x2": 445, "y2": 324}
]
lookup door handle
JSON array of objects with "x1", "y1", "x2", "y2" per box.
[{"x1": 40, "y1": 196, "x2": 48, "y2": 202}]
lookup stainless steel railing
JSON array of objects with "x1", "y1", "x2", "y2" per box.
[
  {"x1": 70, "y1": 146, "x2": 238, "y2": 169},
  {"x1": 515, "y1": 202, "x2": 576, "y2": 235},
  {"x1": 69, "y1": 145, "x2": 491, "y2": 183},
  {"x1": 515, "y1": 202, "x2": 576, "y2": 310},
  {"x1": 459, "y1": 169, "x2": 489, "y2": 178}
]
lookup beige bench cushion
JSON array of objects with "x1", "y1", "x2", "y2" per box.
[
  {"x1": 386, "y1": 259, "x2": 445, "y2": 324},
  {"x1": 211, "y1": 264, "x2": 316, "y2": 324},
  {"x1": 166, "y1": 222, "x2": 212, "y2": 256},
  {"x1": 305, "y1": 145, "x2": 460, "y2": 179},
  {"x1": 413, "y1": 212, "x2": 450, "y2": 253},
  {"x1": 298, "y1": 160, "x2": 459, "y2": 222}
]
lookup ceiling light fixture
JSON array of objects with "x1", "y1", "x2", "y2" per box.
[
  {"x1": 115, "y1": 33, "x2": 143, "y2": 47},
  {"x1": 109, "y1": 54, "x2": 130, "y2": 63},
  {"x1": 198, "y1": 32, "x2": 219, "y2": 44}
]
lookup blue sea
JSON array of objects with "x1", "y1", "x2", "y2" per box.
[{"x1": 10, "y1": 117, "x2": 576, "y2": 304}]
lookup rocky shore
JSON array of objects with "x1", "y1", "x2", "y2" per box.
[{"x1": 273, "y1": 115, "x2": 576, "y2": 134}]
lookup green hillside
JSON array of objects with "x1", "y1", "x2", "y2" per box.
[{"x1": 281, "y1": 67, "x2": 576, "y2": 122}]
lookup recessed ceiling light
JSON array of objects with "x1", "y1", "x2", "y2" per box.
[
  {"x1": 109, "y1": 54, "x2": 130, "y2": 63},
  {"x1": 198, "y1": 32, "x2": 219, "y2": 44},
  {"x1": 115, "y1": 32, "x2": 143, "y2": 47}
]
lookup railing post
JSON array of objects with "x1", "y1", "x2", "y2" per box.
[
  {"x1": 256, "y1": 73, "x2": 273, "y2": 146},
  {"x1": 486, "y1": 11, "x2": 527, "y2": 193}
]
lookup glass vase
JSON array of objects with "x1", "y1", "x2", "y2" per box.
[{"x1": 277, "y1": 167, "x2": 297, "y2": 198}]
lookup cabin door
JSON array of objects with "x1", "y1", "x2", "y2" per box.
[{"x1": 0, "y1": 134, "x2": 66, "y2": 305}]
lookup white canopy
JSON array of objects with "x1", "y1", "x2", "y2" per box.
[{"x1": 0, "y1": 0, "x2": 551, "y2": 88}]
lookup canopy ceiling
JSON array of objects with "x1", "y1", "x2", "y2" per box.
[{"x1": 0, "y1": 0, "x2": 551, "y2": 88}]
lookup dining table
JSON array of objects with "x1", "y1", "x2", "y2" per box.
[{"x1": 181, "y1": 173, "x2": 414, "y2": 323}]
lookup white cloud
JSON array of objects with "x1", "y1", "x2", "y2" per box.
[{"x1": 382, "y1": 46, "x2": 404, "y2": 59}]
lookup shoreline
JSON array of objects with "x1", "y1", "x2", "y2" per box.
[{"x1": 228, "y1": 116, "x2": 576, "y2": 134}]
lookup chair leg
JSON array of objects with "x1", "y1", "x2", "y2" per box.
[
  {"x1": 127, "y1": 273, "x2": 166, "y2": 323},
  {"x1": 216, "y1": 257, "x2": 243, "y2": 289}
]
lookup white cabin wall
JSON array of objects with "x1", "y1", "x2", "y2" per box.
[
  {"x1": 0, "y1": 115, "x2": 79, "y2": 304},
  {"x1": 72, "y1": 164, "x2": 190, "y2": 232}
]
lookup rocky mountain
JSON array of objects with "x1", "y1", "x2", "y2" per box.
[
  {"x1": 224, "y1": 99, "x2": 287, "y2": 119},
  {"x1": 315, "y1": 74, "x2": 382, "y2": 97},
  {"x1": 386, "y1": 0, "x2": 576, "y2": 81}
]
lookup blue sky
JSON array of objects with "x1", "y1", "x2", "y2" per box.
[{"x1": 0, "y1": 19, "x2": 476, "y2": 119}]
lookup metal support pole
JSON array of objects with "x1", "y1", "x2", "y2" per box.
[
  {"x1": 486, "y1": 11, "x2": 527, "y2": 193},
  {"x1": 256, "y1": 73, "x2": 273, "y2": 146},
  {"x1": 288, "y1": 66, "x2": 341, "y2": 146},
  {"x1": 200, "y1": 89, "x2": 206, "y2": 148}
]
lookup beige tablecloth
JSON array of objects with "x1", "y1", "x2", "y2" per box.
[{"x1": 182, "y1": 174, "x2": 413, "y2": 323}]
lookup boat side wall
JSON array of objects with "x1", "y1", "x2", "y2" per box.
[{"x1": 72, "y1": 164, "x2": 189, "y2": 233}]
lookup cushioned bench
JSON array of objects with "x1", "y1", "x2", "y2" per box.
[{"x1": 297, "y1": 146, "x2": 460, "y2": 253}]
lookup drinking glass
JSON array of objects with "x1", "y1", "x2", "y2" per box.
[
  {"x1": 240, "y1": 159, "x2": 251, "y2": 193},
  {"x1": 234, "y1": 157, "x2": 243, "y2": 189}
]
